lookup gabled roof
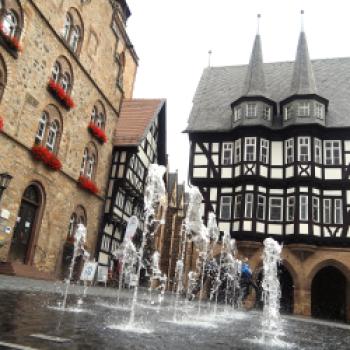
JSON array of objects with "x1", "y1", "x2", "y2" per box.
[
  {"x1": 114, "y1": 99, "x2": 166, "y2": 146},
  {"x1": 186, "y1": 57, "x2": 350, "y2": 132}
]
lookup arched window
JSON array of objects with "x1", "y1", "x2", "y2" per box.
[
  {"x1": 51, "y1": 62, "x2": 60, "y2": 83},
  {"x1": 80, "y1": 143, "x2": 98, "y2": 180},
  {"x1": 2, "y1": 11, "x2": 17, "y2": 38},
  {"x1": 63, "y1": 13, "x2": 72, "y2": 41},
  {"x1": 34, "y1": 106, "x2": 62, "y2": 154},
  {"x1": 62, "y1": 8, "x2": 84, "y2": 55},
  {"x1": 90, "y1": 101, "x2": 106, "y2": 130}
]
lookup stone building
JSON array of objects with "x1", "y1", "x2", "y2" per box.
[
  {"x1": 186, "y1": 23, "x2": 350, "y2": 321},
  {"x1": 0, "y1": 0, "x2": 137, "y2": 278}
]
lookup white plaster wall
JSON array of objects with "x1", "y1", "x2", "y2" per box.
[
  {"x1": 268, "y1": 224, "x2": 282, "y2": 235},
  {"x1": 324, "y1": 168, "x2": 342, "y2": 180},
  {"x1": 271, "y1": 141, "x2": 283, "y2": 166},
  {"x1": 193, "y1": 168, "x2": 207, "y2": 178}
]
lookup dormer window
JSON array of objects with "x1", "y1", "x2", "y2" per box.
[
  {"x1": 234, "y1": 106, "x2": 242, "y2": 122},
  {"x1": 284, "y1": 105, "x2": 292, "y2": 120},
  {"x1": 246, "y1": 103, "x2": 257, "y2": 118},
  {"x1": 297, "y1": 101, "x2": 310, "y2": 117},
  {"x1": 315, "y1": 103, "x2": 324, "y2": 120},
  {"x1": 263, "y1": 106, "x2": 271, "y2": 120}
]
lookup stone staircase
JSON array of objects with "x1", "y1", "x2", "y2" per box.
[{"x1": 0, "y1": 261, "x2": 56, "y2": 281}]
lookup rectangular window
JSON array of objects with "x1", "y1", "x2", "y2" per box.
[
  {"x1": 234, "y1": 107, "x2": 242, "y2": 122},
  {"x1": 234, "y1": 139, "x2": 241, "y2": 163},
  {"x1": 246, "y1": 103, "x2": 257, "y2": 118},
  {"x1": 101, "y1": 235, "x2": 111, "y2": 251},
  {"x1": 284, "y1": 105, "x2": 292, "y2": 120},
  {"x1": 115, "y1": 190, "x2": 125, "y2": 208},
  {"x1": 234, "y1": 194, "x2": 242, "y2": 219},
  {"x1": 323, "y1": 198, "x2": 331, "y2": 224},
  {"x1": 244, "y1": 137, "x2": 256, "y2": 161},
  {"x1": 257, "y1": 195, "x2": 265, "y2": 220},
  {"x1": 298, "y1": 101, "x2": 310, "y2": 117},
  {"x1": 220, "y1": 196, "x2": 232, "y2": 220},
  {"x1": 334, "y1": 199, "x2": 343, "y2": 224},
  {"x1": 222, "y1": 143, "x2": 233, "y2": 165},
  {"x1": 315, "y1": 103, "x2": 324, "y2": 119},
  {"x1": 324, "y1": 140, "x2": 341, "y2": 165},
  {"x1": 300, "y1": 195, "x2": 308, "y2": 221},
  {"x1": 260, "y1": 139, "x2": 269, "y2": 164},
  {"x1": 245, "y1": 193, "x2": 254, "y2": 218},
  {"x1": 287, "y1": 197, "x2": 295, "y2": 221},
  {"x1": 269, "y1": 197, "x2": 283, "y2": 221},
  {"x1": 298, "y1": 137, "x2": 310, "y2": 162},
  {"x1": 314, "y1": 138, "x2": 322, "y2": 164},
  {"x1": 285, "y1": 138, "x2": 294, "y2": 164},
  {"x1": 263, "y1": 106, "x2": 271, "y2": 120},
  {"x1": 312, "y1": 197, "x2": 319, "y2": 222}
]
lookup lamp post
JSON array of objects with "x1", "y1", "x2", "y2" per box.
[{"x1": 0, "y1": 172, "x2": 13, "y2": 202}]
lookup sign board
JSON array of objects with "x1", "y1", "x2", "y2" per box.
[
  {"x1": 124, "y1": 216, "x2": 139, "y2": 241},
  {"x1": 97, "y1": 266, "x2": 108, "y2": 283},
  {"x1": 80, "y1": 261, "x2": 98, "y2": 281}
]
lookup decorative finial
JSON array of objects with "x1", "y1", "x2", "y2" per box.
[
  {"x1": 208, "y1": 50, "x2": 212, "y2": 67},
  {"x1": 257, "y1": 14, "x2": 261, "y2": 35},
  {"x1": 301, "y1": 10, "x2": 304, "y2": 32}
]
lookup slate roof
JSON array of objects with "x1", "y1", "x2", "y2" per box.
[
  {"x1": 114, "y1": 99, "x2": 165, "y2": 146},
  {"x1": 186, "y1": 57, "x2": 350, "y2": 132}
]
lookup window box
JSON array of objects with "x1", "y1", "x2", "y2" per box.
[
  {"x1": 31, "y1": 145, "x2": 62, "y2": 171},
  {"x1": 0, "y1": 116, "x2": 3, "y2": 132},
  {"x1": 88, "y1": 122, "x2": 107, "y2": 144},
  {"x1": 78, "y1": 175, "x2": 99, "y2": 194},
  {"x1": 48, "y1": 78, "x2": 75, "y2": 110},
  {"x1": 0, "y1": 23, "x2": 22, "y2": 55}
]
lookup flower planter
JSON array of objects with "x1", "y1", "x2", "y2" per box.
[
  {"x1": 78, "y1": 175, "x2": 99, "y2": 194},
  {"x1": 48, "y1": 79, "x2": 75, "y2": 110},
  {"x1": 31, "y1": 145, "x2": 62, "y2": 171},
  {"x1": 0, "y1": 24, "x2": 22, "y2": 54},
  {"x1": 87, "y1": 122, "x2": 107, "y2": 144},
  {"x1": 0, "y1": 116, "x2": 3, "y2": 132}
]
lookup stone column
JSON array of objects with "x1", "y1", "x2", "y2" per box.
[{"x1": 293, "y1": 288, "x2": 311, "y2": 317}]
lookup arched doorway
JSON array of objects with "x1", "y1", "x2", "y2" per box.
[
  {"x1": 311, "y1": 266, "x2": 346, "y2": 322},
  {"x1": 255, "y1": 263, "x2": 294, "y2": 314},
  {"x1": 9, "y1": 184, "x2": 43, "y2": 264}
]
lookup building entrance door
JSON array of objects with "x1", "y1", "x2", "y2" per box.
[{"x1": 9, "y1": 185, "x2": 41, "y2": 264}]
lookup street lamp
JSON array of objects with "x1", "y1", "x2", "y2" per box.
[{"x1": 0, "y1": 172, "x2": 13, "y2": 201}]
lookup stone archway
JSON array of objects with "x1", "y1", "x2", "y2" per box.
[{"x1": 311, "y1": 266, "x2": 347, "y2": 322}]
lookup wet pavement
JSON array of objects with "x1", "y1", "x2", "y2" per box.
[{"x1": 0, "y1": 275, "x2": 349, "y2": 350}]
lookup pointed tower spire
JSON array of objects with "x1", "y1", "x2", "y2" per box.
[
  {"x1": 290, "y1": 10, "x2": 317, "y2": 95},
  {"x1": 243, "y1": 14, "x2": 266, "y2": 96}
]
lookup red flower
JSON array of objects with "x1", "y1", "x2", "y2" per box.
[
  {"x1": 87, "y1": 122, "x2": 107, "y2": 143},
  {"x1": 47, "y1": 79, "x2": 75, "y2": 110},
  {"x1": 78, "y1": 175, "x2": 99, "y2": 194},
  {"x1": 31, "y1": 145, "x2": 62, "y2": 171},
  {"x1": 0, "y1": 116, "x2": 3, "y2": 132}
]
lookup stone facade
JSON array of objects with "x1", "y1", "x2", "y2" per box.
[{"x1": 0, "y1": 0, "x2": 137, "y2": 276}]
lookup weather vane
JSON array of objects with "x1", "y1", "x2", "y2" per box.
[
  {"x1": 208, "y1": 50, "x2": 212, "y2": 67},
  {"x1": 257, "y1": 14, "x2": 261, "y2": 35}
]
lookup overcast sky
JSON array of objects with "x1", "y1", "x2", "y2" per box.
[{"x1": 126, "y1": 0, "x2": 350, "y2": 183}]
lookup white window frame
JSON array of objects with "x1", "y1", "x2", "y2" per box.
[
  {"x1": 257, "y1": 195, "x2": 265, "y2": 220},
  {"x1": 324, "y1": 140, "x2": 341, "y2": 165},
  {"x1": 259, "y1": 139, "x2": 269, "y2": 164},
  {"x1": 234, "y1": 107, "x2": 242, "y2": 122},
  {"x1": 334, "y1": 199, "x2": 343, "y2": 224},
  {"x1": 287, "y1": 196, "x2": 295, "y2": 221},
  {"x1": 220, "y1": 196, "x2": 232, "y2": 220},
  {"x1": 222, "y1": 143, "x2": 233, "y2": 165},
  {"x1": 244, "y1": 137, "x2": 256, "y2": 161},
  {"x1": 245, "y1": 193, "x2": 254, "y2": 218},
  {"x1": 52, "y1": 62, "x2": 60, "y2": 83},
  {"x1": 314, "y1": 138, "x2": 322, "y2": 164},
  {"x1": 63, "y1": 13, "x2": 72, "y2": 40},
  {"x1": 70, "y1": 26, "x2": 80, "y2": 53},
  {"x1": 269, "y1": 197, "x2": 283, "y2": 221},
  {"x1": 298, "y1": 101, "x2": 310, "y2": 117},
  {"x1": 101, "y1": 235, "x2": 111, "y2": 251},
  {"x1": 315, "y1": 102, "x2": 324, "y2": 119},
  {"x1": 263, "y1": 106, "x2": 271, "y2": 120},
  {"x1": 36, "y1": 112, "x2": 48, "y2": 143},
  {"x1": 284, "y1": 105, "x2": 292, "y2": 121},
  {"x1": 115, "y1": 190, "x2": 125, "y2": 208},
  {"x1": 300, "y1": 195, "x2": 308, "y2": 221},
  {"x1": 61, "y1": 73, "x2": 70, "y2": 92},
  {"x1": 86, "y1": 154, "x2": 95, "y2": 180},
  {"x1": 323, "y1": 198, "x2": 331, "y2": 224},
  {"x1": 312, "y1": 197, "x2": 319, "y2": 223},
  {"x1": 246, "y1": 103, "x2": 257, "y2": 118},
  {"x1": 285, "y1": 138, "x2": 294, "y2": 165},
  {"x1": 234, "y1": 194, "x2": 242, "y2": 219},
  {"x1": 298, "y1": 137, "x2": 310, "y2": 162},
  {"x1": 80, "y1": 148, "x2": 88, "y2": 175},
  {"x1": 234, "y1": 139, "x2": 241, "y2": 163},
  {"x1": 46, "y1": 120, "x2": 59, "y2": 152}
]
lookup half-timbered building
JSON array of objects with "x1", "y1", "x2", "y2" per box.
[
  {"x1": 96, "y1": 99, "x2": 167, "y2": 274},
  {"x1": 186, "y1": 25, "x2": 350, "y2": 321}
]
